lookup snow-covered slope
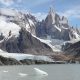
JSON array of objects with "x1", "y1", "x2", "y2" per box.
[
  {"x1": 32, "y1": 35, "x2": 61, "y2": 52},
  {"x1": 72, "y1": 30, "x2": 80, "y2": 39},
  {"x1": 0, "y1": 8, "x2": 37, "y2": 36},
  {"x1": 0, "y1": 17, "x2": 21, "y2": 37},
  {"x1": 0, "y1": 8, "x2": 54, "y2": 55},
  {"x1": 0, "y1": 8, "x2": 80, "y2": 57}
]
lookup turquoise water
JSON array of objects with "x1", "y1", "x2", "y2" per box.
[{"x1": 0, "y1": 64, "x2": 80, "y2": 80}]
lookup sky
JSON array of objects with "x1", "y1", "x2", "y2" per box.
[{"x1": 0, "y1": 0, "x2": 80, "y2": 27}]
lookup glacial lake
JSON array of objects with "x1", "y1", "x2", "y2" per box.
[{"x1": 0, "y1": 64, "x2": 80, "y2": 80}]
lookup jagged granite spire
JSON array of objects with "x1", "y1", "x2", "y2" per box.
[
  {"x1": 45, "y1": 7, "x2": 57, "y2": 26},
  {"x1": 36, "y1": 7, "x2": 80, "y2": 40},
  {"x1": 49, "y1": 6, "x2": 55, "y2": 15}
]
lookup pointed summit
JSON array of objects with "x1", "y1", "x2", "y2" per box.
[
  {"x1": 49, "y1": 6, "x2": 55, "y2": 15},
  {"x1": 45, "y1": 7, "x2": 56, "y2": 25},
  {"x1": 45, "y1": 6, "x2": 60, "y2": 25}
]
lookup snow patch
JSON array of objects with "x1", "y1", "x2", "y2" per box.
[
  {"x1": 26, "y1": 23, "x2": 30, "y2": 32},
  {"x1": 0, "y1": 18, "x2": 21, "y2": 37},
  {"x1": 28, "y1": 19, "x2": 34, "y2": 26},
  {"x1": 54, "y1": 25, "x2": 61, "y2": 32},
  {"x1": 73, "y1": 31, "x2": 80, "y2": 39},
  {"x1": 64, "y1": 38, "x2": 80, "y2": 44},
  {"x1": 49, "y1": 11, "x2": 56, "y2": 24},
  {"x1": 18, "y1": 73, "x2": 28, "y2": 77}
]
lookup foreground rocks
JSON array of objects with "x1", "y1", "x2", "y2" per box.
[
  {"x1": 0, "y1": 54, "x2": 80, "y2": 65},
  {"x1": 0, "y1": 55, "x2": 53, "y2": 65},
  {"x1": 0, "y1": 56, "x2": 22, "y2": 65},
  {"x1": 50, "y1": 54, "x2": 80, "y2": 64}
]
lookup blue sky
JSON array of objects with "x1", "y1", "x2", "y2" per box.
[{"x1": 0, "y1": 0, "x2": 80, "y2": 27}]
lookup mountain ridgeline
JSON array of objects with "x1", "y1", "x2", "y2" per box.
[
  {"x1": 0, "y1": 28, "x2": 53, "y2": 55},
  {"x1": 0, "y1": 8, "x2": 80, "y2": 58},
  {"x1": 36, "y1": 8, "x2": 80, "y2": 40}
]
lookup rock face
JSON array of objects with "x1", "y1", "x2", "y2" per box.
[
  {"x1": 0, "y1": 28, "x2": 53, "y2": 55},
  {"x1": 0, "y1": 56, "x2": 21, "y2": 65},
  {"x1": 0, "y1": 8, "x2": 80, "y2": 64},
  {"x1": 20, "y1": 59, "x2": 52, "y2": 65},
  {"x1": 62, "y1": 41, "x2": 80, "y2": 56},
  {"x1": 0, "y1": 8, "x2": 53, "y2": 56},
  {"x1": 0, "y1": 8, "x2": 80, "y2": 41},
  {"x1": 0, "y1": 55, "x2": 54, "y2": 65},
  {"x1": 36, "y1": 8, "x2": 80, "y2": 41}
]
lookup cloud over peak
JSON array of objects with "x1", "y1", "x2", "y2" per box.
[
  {"x1": 0, "y1": 0, "x2": 22, "y2": 6},
  {"x1": 59, "y1": 6, "x2": 80, "y2": 20}
]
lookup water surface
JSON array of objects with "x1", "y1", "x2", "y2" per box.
[{"x1": 0, "y1": 64, "x2": 80, "y2": 80}]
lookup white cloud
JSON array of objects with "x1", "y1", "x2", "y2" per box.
[
  {"x1": 0, "y1": 0, "x2": 22, "y2": 6},
  {"x1": 0, "y1": 0, "x2": 14, "y2": 6},
  {"x1": 59, "y1": 7, "x2": 80, "y2": 19},
  {"x1": 32, "y1": 12, "x2": 47, "y2": 21},
  {"x1": 28, "y1": 0, "x2": 53, "y2": 8}
]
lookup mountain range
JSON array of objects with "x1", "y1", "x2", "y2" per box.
[
  {"x1": 0, "y1": 8, "x2": 80, "y2": 64},
  {"x1": 36, "y1": 8, "x2": 80, "y2": 40}
]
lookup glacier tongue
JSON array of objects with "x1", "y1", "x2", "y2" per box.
[{"x1": 0, "y1": 50, "x2": 53, "y2": 62}]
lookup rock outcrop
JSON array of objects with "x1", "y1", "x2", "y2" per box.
[
  {"x1": 36, "y1": 8, "x2": 80, "y2": 41},
  {"x1": 0, "y1": 56, "x2": 21, "y2": 65},
  {"x1": 0, "y1": 55, "x2": 54, "y2": 65},
  {"x1": 0, "y1": 28, "x2": 53, "y2": 55},
  {"x1": 0, "y1": 8, "x2": 37, "y2": 35},
  {"x1": 62, "y1": 40, "x2": 80, "y2": 56}
]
